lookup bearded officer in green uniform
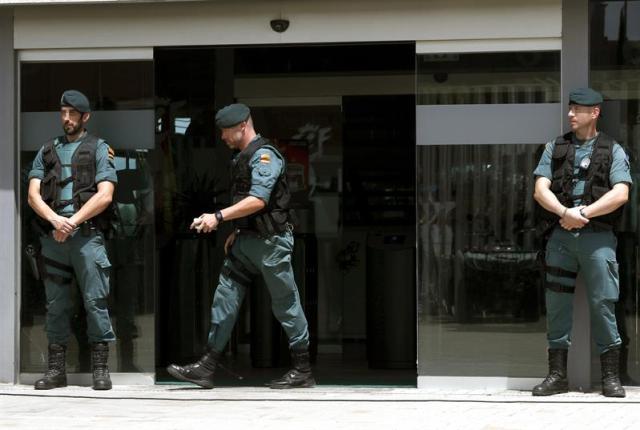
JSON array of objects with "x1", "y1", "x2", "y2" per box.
[
  {"x1": 167, "y1": 103, "x2": 315, "y2": 389},
  {"x1": 533, "y1": 88, "x2": 631, "y2": 397},
  {"x1": 27, "y1": 90, "x2": 117, "y2": 391}
]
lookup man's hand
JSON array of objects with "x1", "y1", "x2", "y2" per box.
[
  {"x1": 191, "y1": 213, "x2": 219, "y2": 233},
  {"x1": 224, "y1": 231, "x2": 236, "y2": 255},
  {"x1": 52, "y1": 230, "x2": 70, "y2": 243},
  {"x1": 559, "y1": 206, "x2": 589, "y2": 231},
  {"x1": 49, "y1": 214, "x2": 77, "y2": 235}
]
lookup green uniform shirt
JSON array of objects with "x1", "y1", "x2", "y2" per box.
[
  {"x1": 235, "y1": 136, "x2": 284, "y2": 204},
  {"x1": 28, "y1": 134, "x2": 118, "y2": 216},
  {"x1": 533, "y1": 132, "x2": 632, "y2": 206}
]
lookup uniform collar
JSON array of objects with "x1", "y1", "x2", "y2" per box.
[
  {"x1": 61, "y1": 130, "x2": 87, "y2": 145},
  {"x1": 573, "y1": 131, "x2": 599, "y2": 147}
]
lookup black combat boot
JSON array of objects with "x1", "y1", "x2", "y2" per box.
[
  {"x1": 532, "y1": 348, "x2": 568, "y2": 396},
  {"x1": 34, "y1": 344, "x2": 67, "y2": 390},
  {"x1": 91, "y1": 342, "x2": 112, "y2": 390},
  {"x1": 269, "y1": 349, "x2": 316, "y2": 389},
  {"x1": 166, "y1": 349, "x2": 221, "y2": 389},
  {"x1": 601, "y1": 347, "x2": 626, "y2": 398}
]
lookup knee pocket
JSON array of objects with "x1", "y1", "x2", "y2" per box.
[
  {"x1": 271, "y1": 290, "x2": 299, "y2": 310},
  {"x1": 90, "y1": 248, "x2": 112, "y2": 298},
  {"x1": 84, "y1": 297, "x2": 109, "y2": 312},
  {"x1": 604, "y1": 258, "x2": 620, "y2": 298}
]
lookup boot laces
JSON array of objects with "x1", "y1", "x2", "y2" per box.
[
  {"x1": 45, "y1": 352, "x2": 65, "y2": 376},
  {"x1": 94, "y1": 365, "x2": 109, "y2": 378}
]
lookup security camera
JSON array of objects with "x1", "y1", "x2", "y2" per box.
[{"x1": 270, "y1": 19, "x2": 290, "y2": 33}]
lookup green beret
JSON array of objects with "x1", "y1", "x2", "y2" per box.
[
  {"x1": 60, "y1": 90, "x2": 91, "y2": 113},
  {"x1": 215, "y1": 103, "x2": 250, "y2": 128},
  {"x1": 569, "y1": 88, "x2": 603, "y2": 106}
]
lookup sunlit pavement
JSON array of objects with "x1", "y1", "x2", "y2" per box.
[{"x1": 1, "y1": 384, "x2": 640, "y2": 429}]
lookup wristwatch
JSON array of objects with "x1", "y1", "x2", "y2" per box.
[{"x1": 214, "y1": 210, "x2": 224, "y2": 223}]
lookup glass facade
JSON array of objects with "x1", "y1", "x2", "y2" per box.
[
  {"x1": 13, "y1": 3, "x2": 639, "y2": 388},
  {"x1": 417, "y1": 51, "x2": 561, "y2": 377},
  {"x1": 590, "y1": 0, "x2": 640, "y2": 384},
  {"x1": 417, "y1": 51, "x2": 561, "y2": 105},
  {"x1": 20, "y1": 61, "x2": 155, "y2": 374}
]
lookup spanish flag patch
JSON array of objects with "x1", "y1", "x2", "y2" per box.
[
  {"x1": 259, "y1": 153, "x2": 271, "y2": 164},
  {"x1": 107, "y1": 145, "x2": 115, "y2": 161}
]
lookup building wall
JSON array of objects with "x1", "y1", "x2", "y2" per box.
[
  {"x1": 14, "y1": 0, "x2": 561, "y2": 49},
  {"x1": 6, "y1": 0, "x2": 568, "y2": 386},
  {"x1": 0, "y1": 7, "x2": 17, "y2": 384}
]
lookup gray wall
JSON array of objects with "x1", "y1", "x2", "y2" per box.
[
  {"x1": 562, "y1": 0, "x2": 591, "y2": 391},
  {"x1": 0, "y1": 7, "x2": 17, "y2": 384}
]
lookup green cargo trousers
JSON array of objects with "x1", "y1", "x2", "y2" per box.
[
  {"x1": 207, "y1": 230, "x2": 310, "y2": 352},
  {"x1": 544, "y1": 226, "x2": 622, "y2": 354},
  {"x1": 40, "y1": 228, "x2": 116, "y2": 345}
]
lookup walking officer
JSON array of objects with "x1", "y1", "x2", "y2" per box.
[
  {"x1": 27, "y1": 90, "x2": 117, "y2": 390},
  {"x1": 167, "y1": 103, "x2": 315, "y2": 389},
  {"x1": 533, "y1": 88, "x2": 631, "y2": 397}
]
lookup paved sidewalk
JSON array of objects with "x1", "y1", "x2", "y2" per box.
[{"x1": 1, "y1": 383, "x2": 640, "y2": 430}]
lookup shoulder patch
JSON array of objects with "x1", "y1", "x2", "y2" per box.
[
  {"x1": 259, "y1": 153, "x2": 271, "y2": 164},
  {"x1": 107, "y1": 145, "x2": 115, "y2": 161},
  {"x1": 258, "y1": 166, "x2": 272, "y2": 176}
]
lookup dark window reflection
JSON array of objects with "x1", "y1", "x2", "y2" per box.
[
  {"x1": 417, "y1": 51, "x2": 560, "y2": 105},
  {"x1": 21, "y1": 62, "x2": 153, "y2": 112},
  {"x1": 590, "y1": 0, "x2": 640, "y2": 385},
  {"x1": 417, "y1": 144, "x2": 547, "y2": 377}
]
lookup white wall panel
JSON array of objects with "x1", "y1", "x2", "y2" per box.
[
  {"x1": 416, "y1": 104, "x2": 562, "y2": 146},
  {"x1": 14, "y1": 0, "x2": 561, "y2": 49},
  {"x1": 21, "y1": 111, "x2": 155, "y2": 151},
  {"x1": 416, "y1": 37, "x2": 562, "y2": 54}
]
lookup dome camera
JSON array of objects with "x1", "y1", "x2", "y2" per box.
[{"x1": 270, "y1": 19, "x2": 290, "y2": 33}]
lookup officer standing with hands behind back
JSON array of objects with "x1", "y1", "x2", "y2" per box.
[
  {"x1": 27, "y1": 90, "x2": 117, "y2": 391},
  {"x1": 533, "y1": 88, "x2": 631, "y2": 397},
  {"x1": 167, "y1": 103, "x2": 315, "y2": 389}
]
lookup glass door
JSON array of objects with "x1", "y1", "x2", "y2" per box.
[
  {"x1": 590, "y1": 0, "x2": 640, "y2": 385},
  {"x1": 154, "y1": 44, "x2": 417, "y2": 386},
  {"x1": 416, "y1": 48, "x2": 562, "y2": 383},
  {"x1": 19, "y1": 55, "x2": 156, "y2": 380}
]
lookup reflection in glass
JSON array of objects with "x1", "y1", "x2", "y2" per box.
[
  {"x1": 590, "y1": 0, "x2": 640, "y2": 385},
  {"x1": 20, "y1": 61, "x2": 155, "y2": 374},
  {"x1": 417, "y1": 144, "x2": 547, "y2": 377},
  {"x1": 417, "y1": 51, "x2": 560, "y2": 105}
]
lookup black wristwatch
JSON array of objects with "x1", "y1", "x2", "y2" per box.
[{"x1": 214, "y1": 210, "x2": 224, "y2": 223}]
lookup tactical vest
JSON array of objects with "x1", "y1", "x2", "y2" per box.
[
  {"x1": 538, "y1": 131, "x2": 623, "y2": 234},
  {"x1": 230, "y1": 137, "x2": 293, "y2": 236},
  {"x1": 38, "y1": 134, "x2": 114, "y2": 235}
]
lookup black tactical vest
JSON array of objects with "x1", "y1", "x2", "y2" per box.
[
  {"x1": 38, "y1": 134, "x2": 114, "y2": 234},
  {"x1": 538, "y1": 131, "x2": 623, "y2": 234},
  {"x1": 230, "y1": 136, "x2": 293, "y2": 235}
]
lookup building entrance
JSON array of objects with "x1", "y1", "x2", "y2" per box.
[{"x1": 154, "y1": 44, "x2": 417, "y2": 386}]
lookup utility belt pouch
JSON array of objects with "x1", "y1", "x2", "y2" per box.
[{"x1": 40, "y1": 171, "x2": 59, "y2": 206}]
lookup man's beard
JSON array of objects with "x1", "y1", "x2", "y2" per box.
[{"x1": 63, "y1": 121, "x2": 83, "y2": 136}]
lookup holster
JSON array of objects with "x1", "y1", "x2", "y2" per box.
[{"x1": 24, "y1": 244, "x2": 41, "y2": 281}]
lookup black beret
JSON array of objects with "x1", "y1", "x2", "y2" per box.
[
  {"x1": 60, "y1": 90, "x2": 91, "y2": 113},
  {"x1": 569, "y1": 88, "x2": 604, "y2": 106},
  {"x1": 215, "y1": 103, "x2": 250, "y2": 128}
]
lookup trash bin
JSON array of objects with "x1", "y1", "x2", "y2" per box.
[{"x1": 366, "y1": 230, "x2": 416, "y2": 369}]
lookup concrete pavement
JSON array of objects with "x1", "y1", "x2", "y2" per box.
[{"x1": 2, "y1": 383, "x2": 640, "y2": 429}]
